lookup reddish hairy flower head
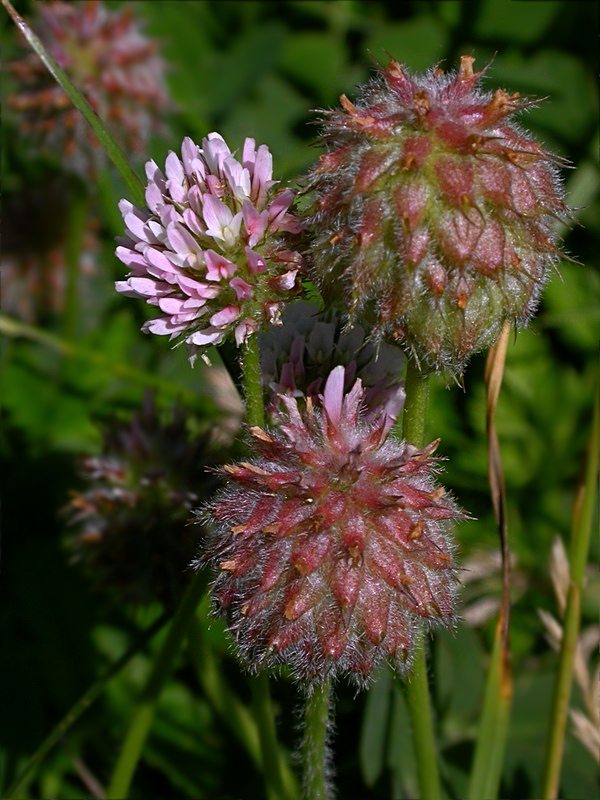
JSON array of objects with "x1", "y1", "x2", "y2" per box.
[
  {"x1": 116, "y1": 133, "x2": 304, "y2": 363},
  {"x1": 202, "y1": 366, "x2": 465, "y2": 685},
  {"x1": 8, "y1": 0, "x2": 170, "y2": 173},
  {"x1": 307, "y1": 55, "x2": 571, "y2": 374}
]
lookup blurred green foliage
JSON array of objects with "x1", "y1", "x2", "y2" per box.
[{"x1": 1, "y1": 1, "x2": 598, "y2": 798}]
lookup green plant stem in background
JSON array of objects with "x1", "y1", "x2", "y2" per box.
[
  {"x1": 467, "y1": 324, "x2": 512, "y2": 800},
  {"x1": 542, "y1": 383, "x2": 599, "y2": 799},
  {"x1": 6, "y1": 612, "x2": 169, "y2": 800},
  {"x1": 0, "y1": 0, "x2": 145, "y2": 207},
  {"x1": 187, "y1": 612, "x2": 262, "y2": 768},
  {"x1": 466, "y1": 618, "x2": 511, "y2": 800},
  {"x1": 302, "y1": 680, "x2": 333, "y2": 800},
  {"x1": 400, "y1": 357, "x2": 441, "y2": 800},
  {"x1": 240, "y1": 333, "x2": 291, "y2": 800},
  {"x1": 63, "y1": 188, "x2": 89, "y2": 341},
  {"x1": 189, "y1": 611, "x2": 304, "y2": 798},
  {"x1": 106, "y1": 572, "x2": 207, "y2": 799}
]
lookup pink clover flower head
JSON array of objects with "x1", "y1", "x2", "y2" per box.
[
  {"x1": 7, "y1": 0, "x2": 171, "y2": 175},
  {"x1": 202, "y1": 366, "x2": 465, "y2": 686},
  {"x1": 116, "y1": 133, "x2": 304, "y2": 362}
]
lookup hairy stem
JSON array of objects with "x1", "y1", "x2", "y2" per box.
[
  {"x1": 240, "y1": 333, "x2": 290, "y2": 800},
  {"x1": 542, "y1": 384, "x2": 599, "y2": 798},
  {"x1": 106, "y1": 571, "x2": 207, "y2": 799},
  {"x1": 302, "y1": 680, "x2": 333, "y2": 800},
  {"x1": 401, "y1": 357, "x2": 441, "y2": 800}
]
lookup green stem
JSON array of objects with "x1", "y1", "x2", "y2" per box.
[
  {"x1": 188, "y1": 614, "x2": 301, "y2": 799},
  {"x1": 401, "y1": 357, "x2": 441, "y2": 800},
  {"x1": 302, "y1": 681, "x2": 333, "y2": 800},
  {"x1": 466, "y1": 617, "x2": 511, "y2": 800},
  {"x1": 106, "y1": 571, "x2": 207, "y2": 799},
  {"x1": 241, "y1": 333, "x2": 265, "y2": 428},
  {"x1": 63, "y1": 188, "x2": 89, "y2": 341},
  {"x1": 187, "y1": 609, "x2": 262, "y2": 768},
  {"x1": 240, "y1": 333, "x2": 289, "y2": 800},
  {"x1": 467, "y1": 324, "x2": 512, "y2": 800},
  {"x1": 6, "y1": 612, "x2": 168, "y2": 799},
  {"x1": 402, "y1": 357, "x2": 430, "y2": 446},
  {"x1": 542, "y1": 384, "x2": 599, "y2": 799},
  {"x1": 1, "y1": 0, "x2": 145, "y2": 207}
]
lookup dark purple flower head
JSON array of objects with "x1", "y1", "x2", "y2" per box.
[
  {"x1": 202, "y1": 366, "x2": 466, "y2": 686},
  {"x1": 67, "y1": 395, "x2": 219, "y2": 608},
  {"x1": 116, "y1": 134, "x2": 304, "y2": 363},
  {"x1": 259, "y1": 300, "x2": 405, "y2": 422}
]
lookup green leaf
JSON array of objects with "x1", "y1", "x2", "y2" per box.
[
  {"x1": 365, "y1": 15, "x2": 449, "y2": 71},
  {"x1": 475, "y1": 1, "x2": 562, "y2": 44},
  {"x1": 279, "y1": 32, "x2": 346, "y2": 102},
  {"x1": 491, "y1": 51, "x2": 594, "y2": 143},
  {"x1": 387, "y1": 683, "x2": 418, "y2": 800},
  {"x1": 540, "y1": 261, "x2": 600, "y2": 351},
  {"x1": 359, "y1": 667, "x2": 393, "y2": 787}
]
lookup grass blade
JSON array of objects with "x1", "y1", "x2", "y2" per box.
[
  {"x1": 542, "y1": 382, "x2": 599, "y2": 798},
  {"x1": 467, "y1": 323, "x2": 513, "y2": 800},
  {"x1": 5, "y1": 613, "x2": 169, "y2": 799}
]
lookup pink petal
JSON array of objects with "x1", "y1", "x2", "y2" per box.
[
  {"x1": 145, "y1": 159, "x2": 166, "y2": 190},
  {"x1": 230, "y1": 277, "x2": 254, "y2": 300},
  {"x1": 267, "y1": 189, "x2": 294, "y2": 225},
  {"x1": 245, "y1": 247, "x2": 267, "y2": 274},
  {"x1": 276, "y1": 269, "x2": 297, "y2": 291},
  {"x1": 115, "y1": 246, "x2": 147, "y2": 270},
  {"x1": 242, "y1": 202, "x2": 268, "y2": 247},
  {"x1": 128, "y1": 277, "x2": 169, "y2": 297},
  {"x1": 210, "y1": 305, "x2": 240, "y2": 327},
  {"x1": 187, "y1": 327, "x2": 225, "y2": 346},
  {"x1": 202, "y1": 133, "x2": 231, "y2": 174},
  {"x1": 251, "y1": 144, "x2": 273, "y2": 204},
  {"x1": 181, "y1": 137, "x2": 200, "y2": 177},
  {"x1": 202, "y1": 194, "x2": 233, "y2": 232},
  {"x1": 242, "y1": 138, "x2": 256, "y2": 170},
  {"x1": 322, "y1": 365, "x2": 346, "y2": 425},
  {"x1": 234, "y1": 318, "x2": 258, "y2": 345},
  {"x1": 205, "y1": 250, "x2": 236, "y2": 281},
  {"x1": 143, "y1": 317, "x2": 186, "y2": 335},
  {"x1": 165, "y1": 150, "x2": 185, "y2": 184},
  {"x1": 145, "y1": 182, "x2": 163, "y2": 214},
  {"x1": 158, "y1": 297, "x2": 188, "y2": 314}
]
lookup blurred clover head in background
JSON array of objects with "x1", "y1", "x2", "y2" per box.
[
  {"x1": 1, "y1": 171, "x2": 99, "y2": 324},
  {"x1": 67, "y1": 393, "x2": 222, "y2": 608},
  {"x1": 7, "y1": 0, "x2": 171, "y2": 174}
]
